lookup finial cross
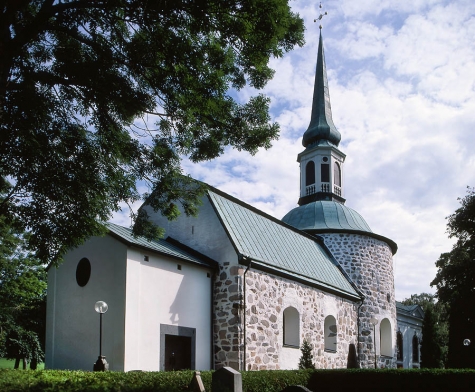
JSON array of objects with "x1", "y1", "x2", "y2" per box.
[{"x1": 314, "y1": 2, "x2": 328, "y2": 29}]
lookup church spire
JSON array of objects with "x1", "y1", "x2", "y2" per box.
[
  {"x1": 302, "y1": 29, "x2": 341, "y2": 148},
  {"x1": 296, "y1": 21, "x2": 346, "y2": 206}
]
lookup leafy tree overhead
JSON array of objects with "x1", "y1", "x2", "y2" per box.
[
  {"x1": 0, "y1": 1, "x2": 305, "y2": 265},
  {"x1": 431, "y1": 187, "x2": 475, "y2": 368}
]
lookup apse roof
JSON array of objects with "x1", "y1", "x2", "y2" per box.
[
  {"x1": 207, "y1": 190, "x2": 361, "y2": 300},
  {"x1": 282, "y1": 201, "x2": 398, "y2": 254},
  {"x1": 107, "y1": 222, "x2": 216, "y2": 269},
  {"x1": 282, "y1": 201, "x2": 372, "y2": 232}
]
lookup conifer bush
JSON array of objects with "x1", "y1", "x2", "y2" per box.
[{"x1": 298, "y1": 339, "x2": 315, "y2": 369}]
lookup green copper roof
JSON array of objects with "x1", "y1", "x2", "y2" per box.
[
  {"x1": 302, "y1": 30, "x2": 341, "y2": 148},
  {"x1": 207, "y1": 190, "x2": 361, "y2": 300},
  {"x1": 106, "y1": 222, "x2": 215, "y2": 268},
  {"x1": 396, "y1": 301, "x2": 425, "y2": 320},
  {"x1": 282, "y1": 201, "x2": 398, "y2": 254},
  {"x1": 282, "y1": 201, "x2": 372, "y2": 232}
]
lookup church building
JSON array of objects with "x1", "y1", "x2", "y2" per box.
[{"x1": 45, "y1": 30, "x2": 422, "y2": 372}]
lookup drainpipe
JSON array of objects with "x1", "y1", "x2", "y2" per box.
[
  {"x1": 356, "y1": 299, "x2": 364, "y2": 366},
  {"x1": 242, "y1": 256, "x2": 252, "y2": 371},
  {"x1": 211, "y1": 269, "x2": 216, "y2": 370}
]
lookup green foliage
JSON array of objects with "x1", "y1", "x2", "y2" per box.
[
  {"x1": 402, "y1": 293, "x2": 448, "y2": 368},
  {"x1": 2, "y1": 369, "x2": 475, "y2": 392},
  {"x1": 241, "y1": 369, "x2": 313, "y2": 392},
  {"x1": 0, "y1": 0, "x2": 305, "y2": 266},
  {"x1": 431, "y1": 187, "x2": 475, "y2": 368},
  {"x1": 298, "y1": 339, "x2": 315, "y2": 369},
  {"x1": 306, "y1": 368, "x2": 475, "y2": 392},
  {"x1": 0, "y1": 214, "x2": 46, "y2": 367}
]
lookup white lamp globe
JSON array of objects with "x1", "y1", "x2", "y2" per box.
[{"x1": 95, "y1": 301, "x2": 108, "y2": 314}]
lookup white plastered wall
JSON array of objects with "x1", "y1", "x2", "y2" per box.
[
  {"x1": 123, "y1": 247, "x2": 213, "y2": 371},
  {"x1": 143, "y1": 194, "x2": 238, "y2": 264},
  {"x1": 45, "y1": 235, "x2": 127, "y2": 371}
]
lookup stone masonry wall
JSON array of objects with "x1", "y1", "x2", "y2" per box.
[
  {"x1": 213, "y1": 262, "x2": 244, "y2": 370},
  {"x1": 244, "y1": 270, "x2": 359, "y2": 370},
  {"x1": 320, "y1": 233, "x2": 397, "y2": 368}
]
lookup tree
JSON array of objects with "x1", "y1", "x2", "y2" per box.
[
  {"x1": 298, "y1": 339, "x2": 315, "y2": 369},
  {"x1": 431, "y1": 187, "x2": 475, "y2": 368},
  {"x1": 0, "y1": 213, "x2": 46, "y2": 369},
  {"x1": 0, "y1": 1, "x2": 305, "y2": 265}
]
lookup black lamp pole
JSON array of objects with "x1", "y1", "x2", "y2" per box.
[
  {"x1": 369, "y1": 317, "x2": 378, "y2": 369},
  {"x1": 93, "y1": 301, "x2": 109, "y2": 371},
  {"x1": 99, "y1": 312, "x2": 103, "y2": 357}
]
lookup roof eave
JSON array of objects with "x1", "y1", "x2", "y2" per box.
[{"x1": 239, "y1": 254, "x2": 362, "y2": 302}]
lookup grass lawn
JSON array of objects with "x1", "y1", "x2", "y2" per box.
[{"x1": 0, "y1": 357, "x2": 44, "y2": 370}]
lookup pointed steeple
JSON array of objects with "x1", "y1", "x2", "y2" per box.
[{"x1": 302, "y1": 29, "x2": 341, "y2": 148}]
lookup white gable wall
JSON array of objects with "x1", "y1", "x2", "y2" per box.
[
  {"x1": 142, "y1": 195, "x2": 238, "y2": 265},
  {"x1": 45, "y1": 235, "x2": 127, "y2": 371},
  {"x1": 123, "y1": 247, "x2": 213, "y2": 371}
]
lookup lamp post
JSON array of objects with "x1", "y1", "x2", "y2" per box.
[
  {"x1": 369, "y1": 317, "x2": 378, "y2": 369},
  {"x1": 93, "y1": 301, "x2": 109, "y2": 371}
]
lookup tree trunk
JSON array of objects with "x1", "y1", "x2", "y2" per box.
[{"x1": 14, "y1": 357, "x2": 20, "y2": 369}]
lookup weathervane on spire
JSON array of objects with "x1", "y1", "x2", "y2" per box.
[{"x1": 314, "y1": 2, "x2": 328, "y2": 29}]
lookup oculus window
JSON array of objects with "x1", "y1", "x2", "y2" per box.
[{"x1": 76, "y1": 258, "x2": 91, "y2": 287}]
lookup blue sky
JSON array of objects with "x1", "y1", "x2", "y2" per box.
[{"x1": 113, "y1": 0, "x2": 475, "y2": 301}]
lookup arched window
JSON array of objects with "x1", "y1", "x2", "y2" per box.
[
  {"x1": 397, "y1": 331, "x2": 403, "y2": 362},
  {"x1": 334, "y1": 162, "x2": 341, "y2": 187},
  {"x1": 380, "y1": 318, "x2": 392, "y2": 357},
  {"x1": 412, "y1": 334, "x2": 419, "y2": 362},
  {"x1": 306, "y1": 161, "x2": 315, "y2": 186},
  {"x1": 283, "y1": 307, "x2": 300, "y2": 347},
  {"x1": 324, "y1": 315, "x2": 337, "y2": 352}
]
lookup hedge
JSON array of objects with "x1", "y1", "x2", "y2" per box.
[{"x1": 1, "y1": 368, "x2": 475, "y2": 392}]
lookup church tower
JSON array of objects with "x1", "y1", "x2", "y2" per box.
[
  {"x1": 298, "y1": 29, "x2": 346, "y2": 206},
  {"x1": 282, "y1": 28, "x2": 399, "y2": 369}
]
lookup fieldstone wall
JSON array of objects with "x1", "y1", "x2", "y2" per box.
[
  {"x1": 244, "y1": 269, "x2": 359, "y2": 370},
  {"x1": 213, "y1": 262, "x2": 244, "y2": 370},
  {"x1": 320, "y1": 233, "x2": 397, "y2": 369}
]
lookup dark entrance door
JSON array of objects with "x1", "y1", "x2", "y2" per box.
[{"x1": 164, "y1": 334, "x2": 192, "y2": 371}]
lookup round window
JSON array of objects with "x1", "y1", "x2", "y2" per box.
[
  {"x1": 322, "y1": 156, "x2": 328, "y2": 162},
  {"x1": 76, "y1": 258, "x2": 91, "y2": 287}
]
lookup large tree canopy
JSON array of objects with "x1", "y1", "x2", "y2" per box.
[
  {"x1": 0, "y1": 0, "x2": 304, "y2": 265},
  {"x1": 431, "y1": 187, "x2": 475, "y2": 368}
]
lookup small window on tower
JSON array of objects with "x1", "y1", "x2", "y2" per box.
[
  {"x1": 321, "y1": 163, "x2": 330, "y2": 183},
  {"x1": 306, "y1": 161, "x2": 315, "y2": 185},
  {"x1": 334, "y1": 162, "x2": 341, "y2": 187}
]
